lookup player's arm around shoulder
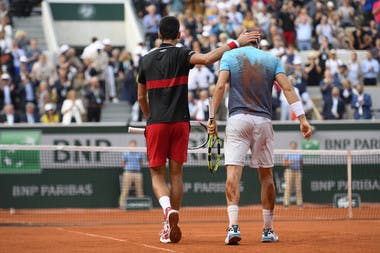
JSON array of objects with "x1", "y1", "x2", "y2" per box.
[{"x1": 189, "y1": 31, "x2": 260, "y2": 66}]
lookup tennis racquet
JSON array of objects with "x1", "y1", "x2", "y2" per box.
[
  {"x1": 207, "y1": 97, "x2": 221, "y2": 175},
  {"x1": 128, "y1": 121, "x2": 211, "y2": 150}
]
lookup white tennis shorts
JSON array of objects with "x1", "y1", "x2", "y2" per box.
[{"x1": 225, "y1": 114, "x2": 274, "y2": 168}]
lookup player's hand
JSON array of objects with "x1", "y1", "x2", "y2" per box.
[
  {"x1": 236, "y1": 30, "x2": 261, "y2": 47},
  {"x1": 300, "y1": 118, "x2": 312, "y2": 140},
  {"x1": 207, "y1": 119, "x2": 217, "y2": 135}
]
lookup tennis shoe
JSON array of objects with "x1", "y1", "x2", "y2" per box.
[
  {"x1": 160, "y1": 207, "x2": 182, "y2": 243},
  {"x1": 261, "y1": 227, "x2": 279, "y2": 242},
  {"x1": 225, "y1": 224, "x2": 241, "y2": 245}
]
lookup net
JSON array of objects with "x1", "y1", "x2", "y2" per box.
[{"x1": 0, "y1": 145, "x2": 379, "y2": 226}]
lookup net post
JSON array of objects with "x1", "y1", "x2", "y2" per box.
[{"x1": 347, "y1": 149, "x2": 353, "y2": 219}]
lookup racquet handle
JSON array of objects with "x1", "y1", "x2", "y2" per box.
[{"x1": 128, "y1": 127, "x2": 145, "y2": 134}]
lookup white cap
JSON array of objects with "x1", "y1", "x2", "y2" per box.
[
  {"x1": 94, "y1": 41, "x2": 104, "y2": 50},
  {"x1": 44, "y1": 103, "x2": 55, "y2": 111},
  {"x1": 102, "y1": 38, "x2": 112, "y2": 45},
  {"x1": 60, "y1": 44, "x2": 70, "y2": 54},
  {"x1": 260, "y1": 39, "x2": 269, "y2": 47},
  {"x1": 293, "y1": 57, "x2": 302, "y2": 65},
  {"x1": 327, "y1": 1, "x2": 334, "y2": 8},
  {"x1": 202, "y1": 31, "x2": 210, "y2": 37},
  {"x1": 1, "y1": 73, "x2": 10, "y2": 79},
  {"x1": 20, "y1": 55, "x2": 28, "y2": 63}
]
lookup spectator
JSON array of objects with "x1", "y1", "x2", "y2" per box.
[
  {"x1": 188, "y1": 64, "x2": 215, "y2": 98},
  {"x1": 304, "y1": 51, "x2": 322, "y2": 86},
  {"x1": 118, "y1": 50, "x2": 137, "y2": 105},
  {"x1": 60, "y1": 90, "x2": 85, "y2": 125},
  {"x1": 20, "y1": 102, "x2": 39, "y2": 124},
  {"x1": 102, "y1": 38, "x2": 118, "y2": 103},
  {"x1": 361, "y1": 50, "x2": 379, "y2": 85},
  {"x1": 212, "y1": 14, "x2": 235, "y2": 39},
  {"x1": 282, "y1": 141, "x2": 303, "y2": 208},
  {"x1": 320, "y1": 69, "x2": 334, "y2": 103},
  {"x1": 30, "y1": 53, "x2": 57, "y2": 86},
  {"x1": 340, "y1": 79, "x2": 354, "y2": 119},
  {"x1": 278, "y1": 1, "x2": 296, "y2": 46},
  {"x1": 143, "y1": 4, "x2": 161, "y2": 49},
  {"x1": 193, "y1": 89, "x2": 209, "y2": 121},
  {"x1": 119, "y1": 139, "x2": 144, "y2": 209},
  {"x1": 316, "y1": 15, "x2": 335, "y2": 46},
  {"x1": 0, "y1": 103, "x2": 19, "y2": 124},
  {"x1": 40, "y1": 103, "x2": 59, "y2": 124},
  {"x1": 37, "y1": 80, "x2": 51, "y2": 115},
  {"x1": 86, "y1": 77, "x2": 104, "y2": 122},
  {"x1": 322, "y1": 86, "x2": 345, "y2": 120},
  {"x1": 269, "y1": 35, "x2": 286, "y2": 59},
  {"x1": 188, "y1": 92, "x2": 197, "y2": 120},
  {"x1": 26, "y1": 38, "x2": 41, "y2": 71},
  {"x1": 338, "y1": 0, "x2": 355, "y2": 28},
  {"x1": 347, "y1": 51, "x2": 362, "y2": 87},
  {"x1": 325, "y1": 49, "x2": 343, "y2": 76},
  {"x1": 352, "y1": 84, "x2": 373, "y2": 119},
  {"x1": 295, "y1": 8, "x2": 313, "y2": 51},
  {"x1": 0, "y1": 72, "x2": 17, "y2": 110}
]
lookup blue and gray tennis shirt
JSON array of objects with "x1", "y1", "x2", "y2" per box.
[{"x1": 219, "y1": 46, "x2": 285, "y2": 119}]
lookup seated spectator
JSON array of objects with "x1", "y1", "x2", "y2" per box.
[
  {"x1": 61, "y1": 90, "x2": 85, "y2": 125},
  {"x1": 322, "y1": 86, "x2": 345, "y2": 120},
  {"x1": 41, "y1": 103, "x2": 59, "y2": 124},
  {"x1": 351, "y1": 84, "x2": 372, "y2": 120},
  {"x1": 20, "y1": 102, "x2": 39, "y2": 124},
  {"x1": 0, "y1": 103, "x2": 20, "y2": 124}
]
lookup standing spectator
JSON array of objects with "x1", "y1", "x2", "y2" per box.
[
  {"x1": 361, "y1": 50, "x2": 379, "y2": 85},
  {"x1": 133, "y1": 42, "x2": 148, "y2": 69},
  {"x1": 53, "y1": 68, "x2": 72, "y2": 112},
  {"x1": 0, "y1": 72, "x2": 17, "y2": 111},
  {"x1": 37, "y1": 80, "x2": 51, "y2": 115},
  {"x1": 338, "y1": 0, "x2": 355, "y2": 28},
  {"x1": 61, "y1": 90, "x2": 85, "y2": 125},
  {"x1": 316, "y1": 15, "x2": 335, "y2": 46},
  {"x1": 227, "y1": 4, "x2": 243, "y2": 31},
  {"x1": 30, "y1": 54, "x2": 57, "y2": 86},
  {"x1": 352, "y1": 84, "x2": 373, "y2": 119},
  {"x1": 119, "y1": 139, "x2": 144, "y2": 209},
  {"x1": 320, "y1": 69, "x2": 334, "y2": 103},
  {"x1": 20, "y1": 102, "x2": 39, "y2": 124},
  {"x1": 143, "y1": 4, "x2": 161, "y2": 49},
  {"x1": 212, "y1": 14, "x2": 235, "y2": 39},
  {"x1": 322, "y1": 86, "x2": 345, "y2": 120},
  {"x1": 295, "y1": 8, "x2": 313, "y2": 51},
  {"x1": 188, "y1": 64, "x2": 215, "y2": 98},
  {"x1": 317, "y1": 36, "x2": 331, "y2": 73},
  {"x1": 193, "y1": 89, "x2": 209, "y2": 121},
  {"x1": 278, "y1": 1, "x2": 296, "y2": 46},
  {"x1": 373, "y1": 0, "x2": 380, "y2": 35},
  {"x1": 347, "y1": 51, "x2": 362, "y2": 87},
  {"x1": 340, "y1": 79, "x2": 354, "y2": 119},
  {"x1": 282, "y1": 141, "x2": 303, "y2": 208},
  {"x1": 26, "y1": 38, "x2": 42, "y2": 71},
  {"x1": 188, "y1": 92, "x2": 197, "y2": 120},
  {"x1": 118, "y1": 50, "x2": 137, "y2": 105},
  {"x1": 102, "y1": 38, "x2": 118, "y2": 103},
  {"x1": 362, "y1": 0, "x2": 375, "y2": 26},
  {"x1": 325, "y1": 49, "x2": 343, "y2": 76},
  {"x1": 304, "y1": 51, "x2": 322, "y2": 86},
  {"x1": 0, "y1": 103, "x2": 19, "y2": 124},
  {"x1": 40, "y1": 103, "x2": 59, "y2": 124},
  {"x1": 269, "y1": 35, "x2": 286, "y2": 59},
  {"x1": 86, "y1": 77, "x2": 104, "y2": 122}
]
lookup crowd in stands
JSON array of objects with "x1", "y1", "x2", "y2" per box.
[
  {"x1": 134, "y1": 0, "x2": 378, "y2": 121},
  {"x1": 0, "y1": 0, "x2": 378, "y2": 125}
]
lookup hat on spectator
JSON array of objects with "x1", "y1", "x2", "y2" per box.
[
  {"x1": 102, "y1": 38, "x2": 112, "y2": 46},
  {"x1": 44, "y1": 103, "x2": 55, "y2": 112},
  {"x1": 202, "y1": 31, "x2": 210, "y2": 37},
  {"x1": 260, "y1": 39, "x2": 269, "y2": 47},
  {"x1": 1, "y1": 73, "x2": 10, "y2": 80},
  {"x1": 327, "y1": 1, "x2": 334, "y2": 8},
  {"x1": 20, "y1": 55, "x2": 28, "y2": 63},
  {"x1": 293, "y1": 57, "x2": 302, "y2": 65},
  {"x1": 60, "y1": 44, "x2": 70, "y2": 54}
]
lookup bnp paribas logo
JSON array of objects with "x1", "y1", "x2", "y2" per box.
[{"x1": 78, "y1": 4, "x2": 96, "y2": 19}]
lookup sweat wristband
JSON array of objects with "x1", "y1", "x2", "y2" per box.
[
  {"x1": 290, "y1": 101, "x2": 305, "y2": 118},
  {"x1": 227, "y1": 40, "x2": 240, "y2": 49}
]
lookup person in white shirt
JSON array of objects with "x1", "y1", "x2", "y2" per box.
[
  {"x1": 193, "y1": 90, "x2": 209, "y2": 121},
  {"x1": 61, "y1": 90, "x2": 85, "y2": 125},
  {"x1": 361, "y1": 50, "x2": 379, "y2": 86},
  {"x1": 188, "y1": 64, "x2": 215, "y2": 98},
  {"x1": 325, "y1": 50, "x2": 343, "y2": 76},
  {"x1": 347, "y1": 51, "x2": 361, "y2": 87}
]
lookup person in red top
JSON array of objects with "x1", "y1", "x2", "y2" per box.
[{"x1": 137, "y1": 16, "x2": 260, "y2": 244}]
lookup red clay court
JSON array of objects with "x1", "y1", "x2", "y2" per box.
[{"x1": 1, "y1": 205, "x2": 379, "y2": 253}]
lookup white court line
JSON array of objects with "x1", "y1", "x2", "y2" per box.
[{"x1": 56, "y1": 228, "x2": 180, "y2": 253}]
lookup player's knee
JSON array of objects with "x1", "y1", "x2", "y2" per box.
[{"x1": 225, "y1": 180, "x2": 237, "y2": 200}]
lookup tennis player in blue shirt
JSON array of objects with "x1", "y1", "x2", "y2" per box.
[{"x1": 208, "y1": 39, "x2": 312, "y2": 245}]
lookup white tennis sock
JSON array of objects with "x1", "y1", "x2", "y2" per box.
[
  {"x1": 262, "y1": 209, "x2": 274, "y2": 229},
  {"x1": 227, "y1": 205, "x2": 239, "y2": 227},
  {"x1": 159, "y1": 196, "x2": 171, "y2": 214}
]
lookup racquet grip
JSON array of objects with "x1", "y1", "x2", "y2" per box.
[
  {"x1": 208, "y1": 97, "x2": 215, "y2": 119},
  {"x1": 128, "y1": 127, "x2": 145, "y2": 134}
]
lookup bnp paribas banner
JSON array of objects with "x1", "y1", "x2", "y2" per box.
[{"x1": 0, "y1": 130, "x2": 41, "y2": 174}]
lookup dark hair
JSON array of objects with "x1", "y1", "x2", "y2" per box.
[{"x1": 159, "y1": 16, "x2": 180, "y2": 40}]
